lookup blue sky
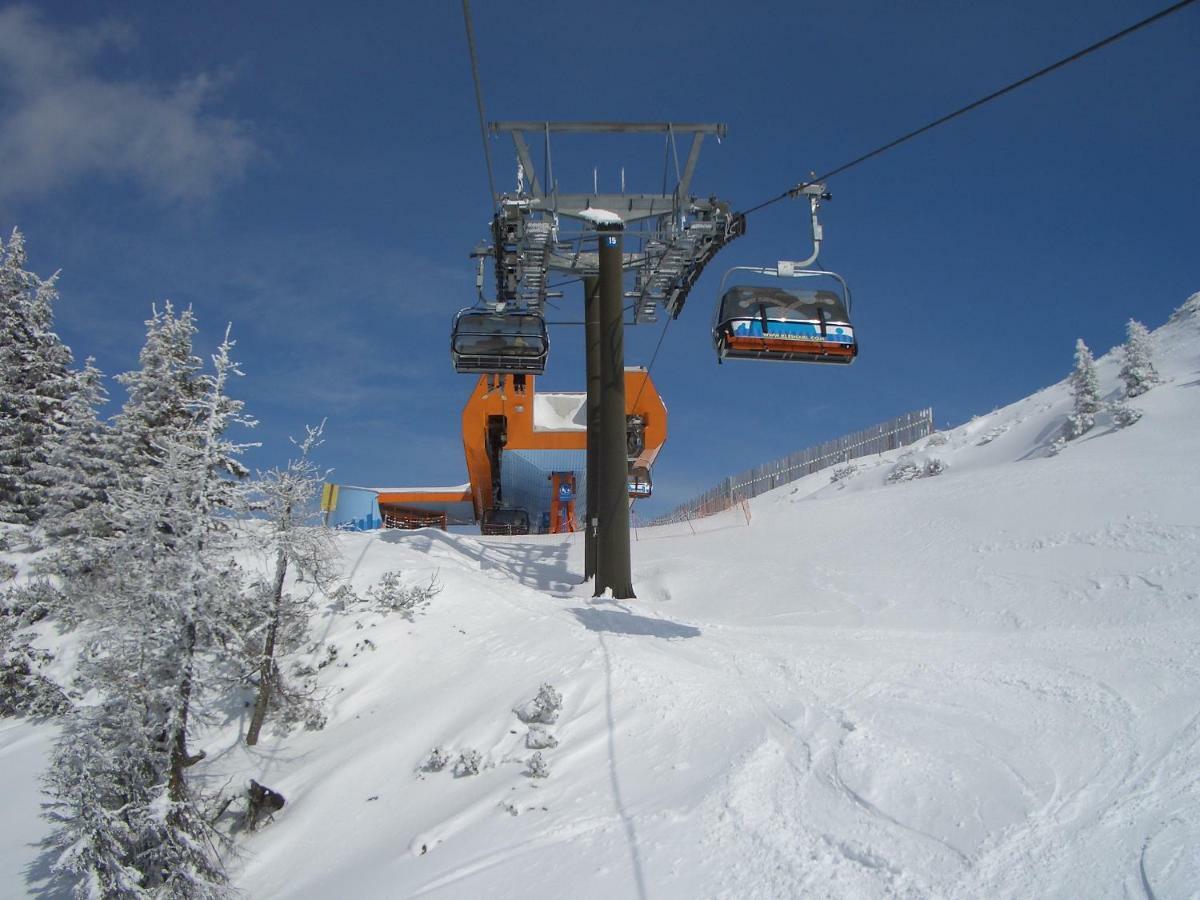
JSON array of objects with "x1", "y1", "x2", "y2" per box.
[{"x1": 2, "y1": 0, "x2": 1197, "y2": 516}]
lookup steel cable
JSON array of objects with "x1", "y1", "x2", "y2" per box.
[{"x1": 738, "y1": 0, "x2": 1198, "y2": 217}]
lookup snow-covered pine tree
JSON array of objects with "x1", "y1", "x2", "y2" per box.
[
  {"x1": 44, "y1": 696, "x2": 164, "y2": 898},
  {"x1": 0, "y1": 229, "x2": 77, "y2": 526},
  {"x1": 245, "y1": 420, "x2": 336, "y2": 746},
  {"x1": 1118, "y1": 319, "x2": 1159, "y2": 398},
  {"x1": 113, "y1": 302, "x2": 205, "y2": 486},
  {"x1": 28, "y1": 359, "x2": 121, "y2": 540},
  {"x1": 1066, "y1": 338, "x2": 1101, "y2": 439},
  {"x1": 46, "y1": 326, "x2": 255, "y2": 898}
]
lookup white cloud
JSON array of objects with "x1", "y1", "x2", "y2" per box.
[{"x1": 0, "y1": 5, "x2": 256, "y2": 204}]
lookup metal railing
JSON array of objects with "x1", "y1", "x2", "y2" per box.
[{"x1": 648, "y1": 408, "x2": 934, "y2": 525}]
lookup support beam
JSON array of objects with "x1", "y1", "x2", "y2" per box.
[
  {"x1": 583, "y1": 275, "x2": 600, "y2": 581},
  {"x1": 492, "y1": 121, "x2": 727, "y2": 136},
  {"x1": 595, "y1": 223, "x2": 635, "y2": 599},
  {"x1": 677, "y1": 132, "x2": 706, "y2": 201}
]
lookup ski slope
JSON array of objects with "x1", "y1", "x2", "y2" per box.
[{"x1": 4, "y1": 298, "x2": 1199, "y2": 898}]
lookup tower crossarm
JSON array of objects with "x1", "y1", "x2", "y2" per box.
[{"x1": 478, "y1": 121, "x2": 738, "y2": 320}]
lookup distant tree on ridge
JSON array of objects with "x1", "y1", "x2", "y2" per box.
[
  {"x1": 1066, "y1": 338, "x2": 1101, "y2": 440},
  {"x1": 1119, "y1": 319, "x2": 1159, "y2": 398}
]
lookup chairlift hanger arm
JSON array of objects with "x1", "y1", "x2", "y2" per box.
[{"x1": 785, "y1": 181, "x2": 828, "y2": 269}]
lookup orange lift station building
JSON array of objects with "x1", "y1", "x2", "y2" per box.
[{"x1": 323, "y1": 368, "x2": 667, "y2": 534}]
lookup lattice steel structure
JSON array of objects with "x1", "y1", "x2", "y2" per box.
[{"x1": 477, "y1": 121, "x2": 744, "y2": 323}]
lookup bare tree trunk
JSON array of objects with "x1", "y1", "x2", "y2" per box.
[
  {"x1": 169, "y1": 619, "x2": 197, "y2": 802},
  {"x1": 246, "y1": 548, "x2": 287, "y2": 746}
]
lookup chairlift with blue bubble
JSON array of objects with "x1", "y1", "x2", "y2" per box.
[
  {"x1": 627, "y1": 464, "x2": 652, "y2": 500},
  {"x1": 713, "y1": 183, "x2": 857, "y2": 365}
]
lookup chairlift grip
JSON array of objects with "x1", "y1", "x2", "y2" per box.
[{"x1": 790, "y1": 193, "x2": 823, "y2": 269}]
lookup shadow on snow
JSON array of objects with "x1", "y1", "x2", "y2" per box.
[{"x1": 568, "y1": 608, "x2": 701, "y2": 640}]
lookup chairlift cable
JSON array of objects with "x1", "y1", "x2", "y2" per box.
[
  {"x1": 738, "y1": 0, "x2": 1199, "y2": 218},
  {"x1": 632, "y1": 315, "x2": 675, "y2": 410},
  {"x1": 461, "y1": 0, "x2": 497, "y2": 206}
]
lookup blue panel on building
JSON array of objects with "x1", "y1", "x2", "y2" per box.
[
  {"x1": 501, "y1": 449, "x2": 587, "y2": 529},
  {"x1": 329, "y1": 485, "x2": 381, "y2": 531}
]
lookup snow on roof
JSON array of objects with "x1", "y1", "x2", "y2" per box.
[
  {"x1": 369, "y1": 484, "x2": 471, "y2": 495},
  {"x1": 576, "y1": 207, "x2": 623, "y2": 226},
  {"x1": 533, "y1": 392, "x2": 587, "y2": 432}
]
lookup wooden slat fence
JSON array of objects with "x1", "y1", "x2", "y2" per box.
[{"x1": 647, "y1": 408, "x2": 934, "y2": 525}]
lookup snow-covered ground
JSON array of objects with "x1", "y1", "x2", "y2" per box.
[{"x1": 5, "y1": 300, "x2": 1200, "y2": 898}]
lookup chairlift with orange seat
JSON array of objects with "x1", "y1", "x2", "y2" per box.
[{"x1": 713, "y1": 182, "x2": 858, "y2": 365}]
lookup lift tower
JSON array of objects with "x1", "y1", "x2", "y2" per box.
[{"x1": 467, "y1": 122, "x2": 743, "y2": 597}]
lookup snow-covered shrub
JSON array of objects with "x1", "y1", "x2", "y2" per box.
[
  {"x1": 525, "y1": 724, "x2": 558, "y2": 750},
  {"x1": 829, "y1": 463, "x2": 858, "y2": 484},
  {"x1": 328, "y1": 584, "x2": 361, "y2": 611},
  {"x1": 453, "y1": 749, "x2": 482, "y2": 777},
  {"x1": 976, "y1": 423, "x2": 1010, "y2": 446},
  {"x1": 886, "y1": 460, "x2": 922, "y2": 484},
  {"x1": 299, "y1": 704, "x2": 327, "y2": 732},
  {"x1": 525, "y1": 752, "x2": 550, "y2": 779},
  {"x1": 316, "y1": 642, "x2": 340, "y2": 669},
  {"x1": 1, "y1": 592, "x2": 69, "y2": 719},
  {"x1": 514, "y1": 683, "x2": 562, "y2": 725},
  {"x1": 2, "y1": 578, "x2": 58, "y2": 627},
  {"x1": 926, "y1": 431, "x2": 949, "y2": 447},
  {"x1": 0, "y1": 561, "x2": 15, "y2": 582},
  {"x1": 366, "y1": 570, "x2": 442, "y2": 620},
  {"x1": 1048, "y1": 436, "x2": 1068, "y2": 457},
  {"x1": 1119, "y1": 319, "x2": 1159, "y2": 398},
  {"x1": 1110, "y1": 401, "x2": 1143, "y2": 429},
  {"x1": 1066, "y1": 338, "x2": 1101, "y2": 439},
  {"x1": 421, "y1": 747, "x2": 451, "y2": 773},
  {"x1": 887, "y1": 456, "x2": 945, "y2": 483},
  {"x1": 0, "y1": 643, "x2": 69, "y2": 718},
  {"x1": 257, "y1": 662, "x2": 327, "y2": 737}
]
